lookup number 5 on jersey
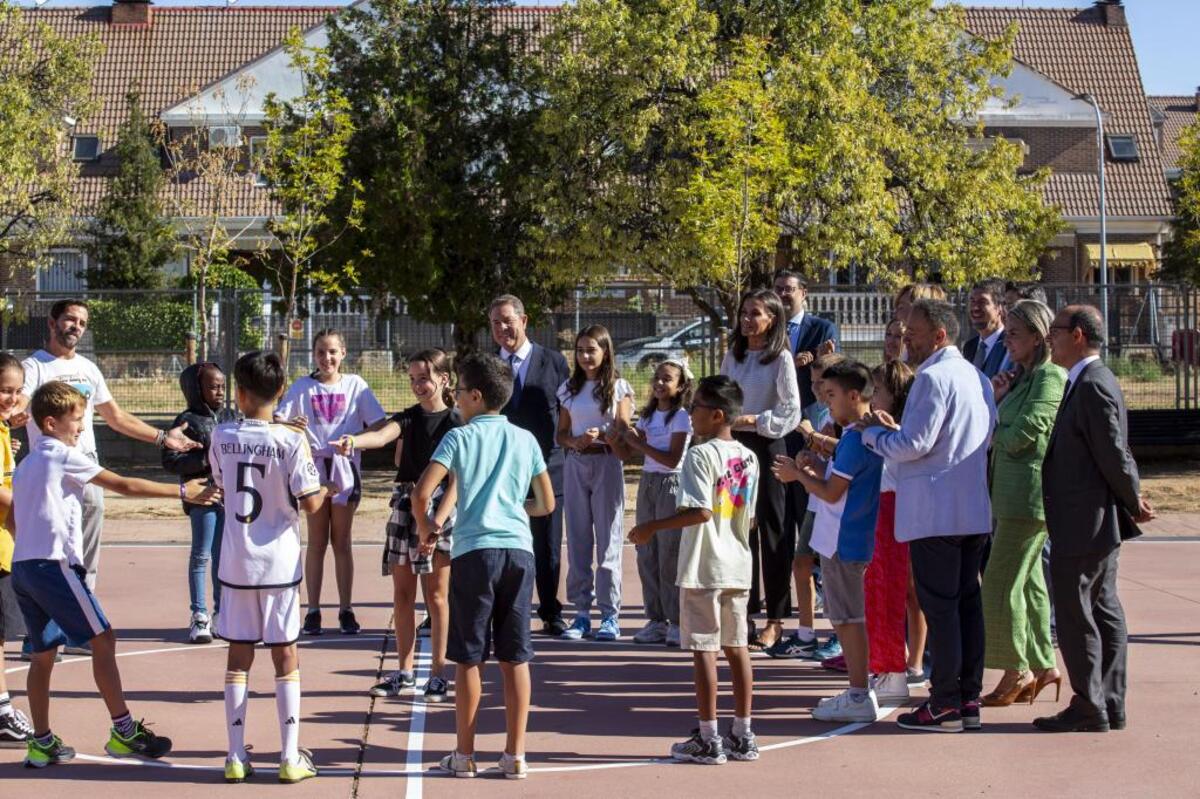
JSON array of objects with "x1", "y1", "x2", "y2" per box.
[{"x1": 235, "y1": 461, "x2": 267, "y2": 524}]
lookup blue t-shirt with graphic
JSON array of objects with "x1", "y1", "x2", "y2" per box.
[{"x1": 809, "y1": 429, "x2": 883, "y2": 562}]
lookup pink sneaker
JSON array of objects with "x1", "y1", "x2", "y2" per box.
[{"x1": 821, "y1": 654, "x2": 848, "y2": 672}]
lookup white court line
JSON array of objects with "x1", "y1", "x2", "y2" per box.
[{"x1": 403, "y1": 637, "x2": 432, "y2": 799}]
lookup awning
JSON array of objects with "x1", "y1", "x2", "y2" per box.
[{"x1": 1085, "y1": 243, "x2": 1156, "y2": 263}]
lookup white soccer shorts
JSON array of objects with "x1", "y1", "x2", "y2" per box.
[{"x1": 217, "y1": 585, "x2": 301, "y2": 646}]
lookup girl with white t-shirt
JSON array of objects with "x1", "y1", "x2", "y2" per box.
[
  {"x1": 277, "y1": 329, "x2": 386, "y2": 636},
  {"x1": 555, "y1": 325, "x2": 634, "y2": 642},
  {"x1": 622, "y1": 359, "x2": 694, "y2": 648}
]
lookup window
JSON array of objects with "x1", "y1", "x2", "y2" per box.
[
  {"x1": 71, "y1": 135, "x2": 101, "y2": 161},
  {"x1": 1106, "y1": 134, "x2": 1139, "y2": 162},
  {"x1": 207, "y1": 125, "x2": 242, "y2": 149},
  {"x1": 39, "y1": 250, "x2": 88, "y2": 292},
  {"x1": 249, "y1": 135, "x2": 268, "y2": 186}
]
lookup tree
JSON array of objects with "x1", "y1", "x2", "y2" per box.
[
  {"x1": 0, "y1": 2, "x2": 101, "y2": 281},
  {"x1": 260, "y1": 28, "x2": 362, "y2": 362},
  {"x1": 84, "y1": 91, "x2": 177, "y2": 289},
  {"x1": 537, "y1": 0, "x2": 1062, "y2": 328},
  {"x1": 324, "y1": 0, "x2": 572, "y2": 352},
  {"x1": 1161, "y1": 119, "x2": 1200, "y2": 283}
]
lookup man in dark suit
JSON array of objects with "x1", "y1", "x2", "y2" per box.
[
  {"x1": 1037, "y1": 304, "x2": 1155, "y2": 733},
  {"x1": 765, "y1": 270, "x2": 838, "y2": 658},
  {"x1": 962, "y1": 278, "x2": 1010, "y2": 379},
  {"x1": 490, "y1": 294, "x2": 571, "y2": 635}
]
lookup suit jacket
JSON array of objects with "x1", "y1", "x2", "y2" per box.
[
  {"x1": 863, "y1": 346, "x2": 996, "y2": 543},
  {"x1": 1042, "y1": 359, "x2": 1142, "y2": 557},
  {"x1": 500, "y1": 342, "x2": 570, "y2": 491},
  {"x1": 962, "y1": 331, "x2": 1009, "y2": 379},
  {"x1": 989, "y1": 361, "x2": 1066, "y2": 521},
  {"x1": 791, "y1": 313, "x2": 840, "y2": 408}
]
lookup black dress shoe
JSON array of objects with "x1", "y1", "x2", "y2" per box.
[
  {"x1": 1033, "y1": 707, "x2": 1110, "y2": 733},
  {"x1": 1108, "y1": 710, "x2": 1127, "y2": 730},
  {"x1": 542, "y1": 617, "x2": 569, "y2": 636}
]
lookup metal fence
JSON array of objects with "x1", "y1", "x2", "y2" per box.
[{"x1": 2, "y1": 282, "x2": 1196, "y2": 414}]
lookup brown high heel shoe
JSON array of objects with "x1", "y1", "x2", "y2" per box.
[
  {"x1": 981, "y1": 670, "x2": 1035, "y2": 707},
  {"x1": 1018, "y1": 668, "x2": 1063, "y2": 704}
]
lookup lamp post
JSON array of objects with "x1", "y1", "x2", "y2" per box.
[{"x1": 1078, "y1": 93, "x2": 1108, "y2": 354}]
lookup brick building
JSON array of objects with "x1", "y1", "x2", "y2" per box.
[{"x1": 1149, "y1": 90, "x2": 1199, "y2": 181}]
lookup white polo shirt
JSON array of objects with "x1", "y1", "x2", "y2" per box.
[{"x1": 11, "y1": 437, "x2": 104, "y2": 566}]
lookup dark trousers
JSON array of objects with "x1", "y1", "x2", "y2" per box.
[
  {"x1": 530, "y1": 496, "x2": 564, "y2": 623},
  {"x1": 1050, "y1": 547, "x2": 1127, "y2": 720},
  {"x1": 735, "y1": 431, "x2": 793, "y2": 621},
  {"x1": 783, "y1": 431, "x2": 811, "y2": 552},
  {"x1": 910, "y1": 534, "x2": 987, "y2": 709}
]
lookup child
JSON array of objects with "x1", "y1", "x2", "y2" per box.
[
  {"x1": 212, "y1": 351, "x2": 331, "y2": 784},
  {"x1": 277, "y1": 329, "x2": 386, "y2": 636},
  {"x1": 774, "y1": 360, "x2": 883, "y2": 723},
  {"x1": 555, "y1": 325, "x2": 634, "y2": 642},
  {"x1": 413, "y1": 353, "x2": 554, "y2": 780},
  {"x1": 0, "y1": 353, "x2": 34, "y2": 746},
  {"x1": 332, "y1": 349, "x2": 460, "y2": 703},
  {"x1": 767, "y1": 350, "x2": 844, "y2": 661},
  {"x1": 630, "y1": 375, "x2": 760, "y2": 765},
  {"x1": 623, "y1": 359, "x2": 694, "y2": 648},
  {"x1": 162, "y1": 362, "x2": 240, "y2": 644},
  {"x1": 864, "y1": 361, "x2": 915, "y2": 704},
  {"x1": 883, "y1": 318, "x2": 906, "y2": 363},
  {"x1": 11, "y1": 381, "x2": 214, "y2": 768}
]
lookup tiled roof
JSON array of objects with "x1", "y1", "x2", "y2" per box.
[
  {"x1": 963, "y1": 6, "x2": 1173, "y2": 219},
  {"x1": 1148, "y1": 95, "x2": 1197, "y2": 173}
]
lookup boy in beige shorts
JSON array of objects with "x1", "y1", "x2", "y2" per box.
[{"x1": 629, "y1": 376, "x2": 758, "y2": 766}]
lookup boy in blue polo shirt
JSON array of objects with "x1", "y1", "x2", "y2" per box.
[
  {"x1": 412, "y1": 353, "x2": 554, "y2": 780},
  {"x1": 774, "y1": 360, "x2": 882, "y2": 723}
]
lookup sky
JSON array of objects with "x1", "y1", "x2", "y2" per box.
[{"x1": 17, "y1": 0, "x2": 1200, "y2": 97}]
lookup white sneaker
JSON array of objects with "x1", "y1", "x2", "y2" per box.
[
  {"x1": 870, "y1": 672, "x2": 910, "y2": 703},
  {"x1": 665, "y1": 623, "x2": 681, "y2": 648},
  {"x1": 633, "y1": 620, "x2": 668, "y2": 644},
  {"x1": 189, "y1": 612, "x2": 213, "y2": 644},
  {"x1": 812, "y1": 688, "x2": 880, "y2": 723},
  {"x1": 498, "y1": 752, "x2": 528, "y2": 780}
]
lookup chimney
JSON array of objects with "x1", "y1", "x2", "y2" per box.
[
  {"x1": 1195, "y1": 85, "x2": 1200, "y2": 113},
  {"x1": 1096, "y1": 0, "x2": 1126, "y2": 27},
  {"x1": 111, "y1": 0, "x2": 152, "y2": 27}
]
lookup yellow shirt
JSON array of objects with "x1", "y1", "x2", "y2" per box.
[{"x1": 0, "y1": 422, "x2": 13, "y2": 573}]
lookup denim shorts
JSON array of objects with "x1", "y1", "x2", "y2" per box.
[{"x1": 447, "y1": 548, "x2": 535, "y2": 664}]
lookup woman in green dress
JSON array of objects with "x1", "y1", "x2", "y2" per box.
[{"x1": 982, "y1": 299, "x2": 1065, "y2": 706}]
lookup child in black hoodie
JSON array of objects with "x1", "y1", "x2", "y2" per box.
[{"x1": 163, "y1": 362, "x2": 240, "y2": 644}]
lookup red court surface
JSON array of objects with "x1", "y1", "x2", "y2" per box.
[{"x1": 3, "y1": 539, "x2": 1198, "y2": 798}]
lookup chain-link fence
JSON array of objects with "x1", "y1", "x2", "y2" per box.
[{"x1": 3, "y1": 282, "x2": 1196, "y2": 414}]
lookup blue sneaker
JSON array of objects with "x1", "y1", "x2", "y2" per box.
[
  {"x1": 561, "y1": 615, "x2": 591, "y2": 640},
  {"x1": 595, "y1": 616, "x2": 621, "y2": 641},
  {"x1": 765, "y1": 633, "x2": 819, "y2": 660},
  {"x1": 814, "y1": 634, "x2": 842, "y2": 661}
]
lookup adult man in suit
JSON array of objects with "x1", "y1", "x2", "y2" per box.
[
  {"x1": 490, "y1": 294, "x2": 571, "y2": 635},
  {"x1": 1035, "y1": 305, "x2": 1154, "y2": 733},
  {"x1": 861, "y1": 300, "x2": 996, "y2": 732},
  {"x1": 962, "y1": 278, "x2": 1010, "y2": 379},
  {"x1": 766, "y1": 270, "x2": 840, "y2": 659}
]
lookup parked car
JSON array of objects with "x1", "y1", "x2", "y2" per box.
[{"x1": 614, "y1": 317, "x2": 720, "y2": 373}]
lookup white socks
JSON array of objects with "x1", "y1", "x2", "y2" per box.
[
  {"x1": 796, "y1": 625, "x2": 815, "y2": 642},
  {"x1": 276, "y1": 670, "x2": 301, "y2": 764},
  {"x1": 699, "y1": 718, "x2": 719, "y2": 741},
  {"x1": 732, "y1": 716, "x2": 752, "y2": 738},
  {"x1": 224, "y1": 671, "x2": 248, "y2": 761}
]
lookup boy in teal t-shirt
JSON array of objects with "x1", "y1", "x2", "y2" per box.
[{"x1": 413, "y1": 353, "x2": 554, "y2": 780}]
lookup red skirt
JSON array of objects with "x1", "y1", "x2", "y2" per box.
[{"x1": 865, "y1": 491, "x2": 908, "y2": 674}]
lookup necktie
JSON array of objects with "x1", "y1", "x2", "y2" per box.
[
  {"x1": 508, "y1": 353, "x2": 524, "y2": 407},
  {"x1": 787, "y1": 321, "x2": 801, "y2": 353},
  {"x1": 973, "y1": 340, "x2": 988, "y2": 369}
]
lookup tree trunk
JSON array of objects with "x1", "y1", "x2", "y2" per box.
[{"x1": 197, "y1": 263, "x2": 209, "y2": 362}]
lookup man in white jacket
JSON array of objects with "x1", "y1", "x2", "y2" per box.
[{"x1": 860, "y1": 299, "x2": 996, "y2": 733}]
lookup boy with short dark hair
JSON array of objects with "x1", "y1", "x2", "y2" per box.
[
  {"x1": 211, "y1": 351, "x2": 331, "y2": 785},
  {"x1": 774, "y1": 360, "x2": 883, "y2": 723},
  {"x1": 413, "y1": 353, "x2": 554, "y2": 780},
  {"x1": 630, "y1": 375, "x2": 760, "y2": 765},
  {"x1": 11, "y1": 381, "x2": 216, "y2": 768}
]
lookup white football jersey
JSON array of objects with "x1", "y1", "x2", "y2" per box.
[{"x1": 209, "y1": 419, "x2": 322, "y2": 588}]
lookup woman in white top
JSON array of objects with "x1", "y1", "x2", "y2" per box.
[
  {"x1": 720, "y1": 289, "x2": 801, "y2": 650},
  {"x1": 277, "y1": 329, "x2": 386, "y2": 636},
  {"x1": 555, "y1": 325, "x2": 634, "y2": 642}
]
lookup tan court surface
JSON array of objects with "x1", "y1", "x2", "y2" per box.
[{"x1": 2, "y1": 536, "x2": 1199, "y2": 798}]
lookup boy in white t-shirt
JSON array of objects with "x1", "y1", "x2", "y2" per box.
[
  {"x1": 11, "y1": 382, "x2": 215, "y2": 769},
  {"x1": 629, "y1": 375, "x2": 759, "y2": 766},
  {"x1": 211, "y1": 351, "x2": 329, "y2": 785}
]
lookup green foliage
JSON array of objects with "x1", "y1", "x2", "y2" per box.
[
  {"x1": 88, "y1": 297, "x2": 194, "y2": 350},
  {"x1": 1162, "y1": 119, "x2": 1200, "y2": 284},
  {"x1": 324, "y1": 0, "x2": 573, "y2": 351},
  {"x1": 84, "y1": 91, "x2": 177, "y2": 289},
  {"x1": 0, "y1": 2, "x2": 102, "y2": 275}
]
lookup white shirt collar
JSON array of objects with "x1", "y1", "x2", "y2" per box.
[
  {"x1": 981, "y1": 325, "x2": 1005, "y2": 352},
  {"x1": 917, "y1": 345, "x2": 960, "y2": 372},
  {"x1": 501, "y1": 338, "x2": 533, "y2": 363},
  {"x1": 1066, "y1": 354, "x2": 1101, "y2": 388},
  {"x1": 788, "y1": 310, "x2": 806, "y2": 327}
]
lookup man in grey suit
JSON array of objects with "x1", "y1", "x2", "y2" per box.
[{"x1": 1036, "y1": 305, "x2": 1155, "y2": 733}]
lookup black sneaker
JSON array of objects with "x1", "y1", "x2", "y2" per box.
[
  {"x1": 961, "y1": 700, "x2": 981, "y2": 731},
  {"x1": 338, "y1": 609, "x2": 360, "y2": 635},
  {"x1": 897, "y1": 701, "x2": 963, "y2": 733},
  {"x1": 669, "y1": 729, "x2": 726, "y2": 765},
  {"x1": 105, "y1": 719, "x2": 173, "y2": 759},
  {"x1": 0, "y1": 709, "x2": 35, "y2": 747},
  {"x1": 721, "y1": 730, "x2": 760, "y2": 761},
  {"x1": 369, "y1": 671, "x2": 416, "y2": 697},
  {"x1": 302, "y1": 610, "x2": 322, "y2": 636},
  {"x1": 423, "y1": 676, "x2": 450, "y2": 703},
  {"x1": 541, "y1": 617, "x2": 569, "y2": 636}
]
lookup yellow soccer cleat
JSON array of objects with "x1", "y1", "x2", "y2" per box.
[
  {"x1": 225, "y1": 756, "x2": 254, "y2": 784},
  {"x1": 278, "y1": 748, "x2": 318, "y2": 784}
]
